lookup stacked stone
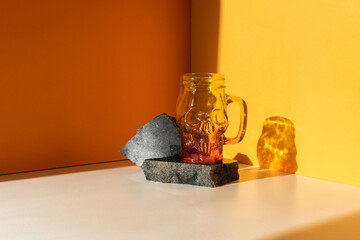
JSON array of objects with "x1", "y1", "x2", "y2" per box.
[{"x1": 120, "y1": 114, "x2": 239, "y2": 188}]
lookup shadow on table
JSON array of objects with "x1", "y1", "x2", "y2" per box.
[
  {"x1": 264, "y1": 210, "x2": 360, "y2": 240},
  {"x1": 237, "y1": 164, "x2": 290, "y2": 183},
  {"x1": 226, "y1": 153, "x2": 290, "y2": 183},
  {"x1": 0, "y1": 159, "x2": 135, "y2": 182}
]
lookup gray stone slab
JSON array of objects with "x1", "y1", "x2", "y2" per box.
[
  {"x1": 142, "y1": 155, "x2": 239, "y2": 188},
  {"x1": 120, "y1": 114, "x2": 181, "y2": 167}
]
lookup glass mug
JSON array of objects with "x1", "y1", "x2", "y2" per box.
[{"x1": 176, "y1": 73, "x2": 247, "y2": 165}]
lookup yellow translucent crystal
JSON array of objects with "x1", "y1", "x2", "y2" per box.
[{"x1": 257, "y1": 117, "x2": 298, "y2": 173}]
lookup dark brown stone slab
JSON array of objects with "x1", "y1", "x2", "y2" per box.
[{"x1": 142, "y1": 155, "x2": 239, "y2": 188}]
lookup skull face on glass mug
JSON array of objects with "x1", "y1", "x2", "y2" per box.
[{"x1": 176, "y1": 73, "x2": 247, "y2": 165}]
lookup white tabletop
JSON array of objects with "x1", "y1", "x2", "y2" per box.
[{"x1": 1, "y1": 160, "x2": 359, "y2": 240}]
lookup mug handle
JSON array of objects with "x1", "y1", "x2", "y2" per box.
[{"x1": 223, "y1": 95, "x2": 248, "y2": 145}]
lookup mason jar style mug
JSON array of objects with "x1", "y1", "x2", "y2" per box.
[{"x1": 176, "y1": 73, "x2": 247, "y2": 165}]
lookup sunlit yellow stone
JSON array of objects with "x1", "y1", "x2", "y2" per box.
[{"x1": 257, "y1": 117, "x2": 298, "y2": 173}]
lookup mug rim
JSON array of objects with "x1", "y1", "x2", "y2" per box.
[{"x1": 182, "y1": 73, "x2": 225, "y2": 81}]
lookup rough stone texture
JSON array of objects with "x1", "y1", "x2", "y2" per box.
[
  {"x1": 120, "y1": 114, "x2": 181, "y2": 167},
  {"x1": 142, "y1": 155, "x2": 239, "y2": 188}
]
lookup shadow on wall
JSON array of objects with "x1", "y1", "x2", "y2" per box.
[
  {"x1": 257, "y1": 117, "x2": 298, "y2": 174},
  {"x1": 234, "y1": 152, "x2": 253, "y2": 165},
  {"x1": 191, "y1": 0, "x2": 220, "y2": 72}
]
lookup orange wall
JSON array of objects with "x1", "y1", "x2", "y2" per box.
[{"x1": 0, "y1": 0, "x2": 190, "y2": 174}]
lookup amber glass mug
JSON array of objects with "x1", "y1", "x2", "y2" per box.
[{"x1": 176, "y1": 73, "x2": 247, "y2": 165}]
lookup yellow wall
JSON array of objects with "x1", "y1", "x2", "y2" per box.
[{"x1": 193, "y1": 0, "x2": 360, "y2": 186}]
